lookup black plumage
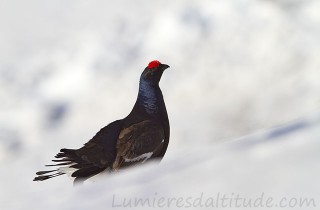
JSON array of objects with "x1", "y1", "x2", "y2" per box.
[{"x1": 34, "y1": 60, "x2": 170, "y2": 183}]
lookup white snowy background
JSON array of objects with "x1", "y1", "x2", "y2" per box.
[{"x1": 0, "y1": 0, "x2": 319, "y2": 209}]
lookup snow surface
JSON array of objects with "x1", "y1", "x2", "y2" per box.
[{"x1": 0, "y1": 0, "x2": 320, "y2": 209}]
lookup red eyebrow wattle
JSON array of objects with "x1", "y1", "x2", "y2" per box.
[{"x1": 148, "y1": 60, "x2": 161, "y2": 68}]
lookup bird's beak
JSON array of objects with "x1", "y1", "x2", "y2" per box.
[{"x1": 161, "y1": 64, "x2": 170, "y2": 70}]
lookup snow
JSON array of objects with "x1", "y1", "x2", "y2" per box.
[{"x1": 1, "y1": 0, "x2": 320, "y2": 209}]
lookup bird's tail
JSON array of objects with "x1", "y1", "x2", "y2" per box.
[
  {"x1": 33, "y1": 169, "x2": 65, "y2": 181},
  {"x1": 33, "y1": 148, "x2": 106, "y2": 183},
  {"x1": 33, "y1": 148, "x2": 78, "y2": 182}
]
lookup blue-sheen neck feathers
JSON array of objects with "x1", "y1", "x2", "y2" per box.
[{"x1": 137, "y1": 79, "x2": 161, "y2": 114}]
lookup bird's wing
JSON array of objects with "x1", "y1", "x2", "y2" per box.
[
  {"x1": 33, "y1": 120, "x2": 123, "y2": 182},
  {"x1": 113, "y1": 120, "x2": 165, "y2": 169}
]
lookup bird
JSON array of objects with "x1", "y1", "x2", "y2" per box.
[{"x1": 33, "y1": 60, "x2": 170, "y2": 183}]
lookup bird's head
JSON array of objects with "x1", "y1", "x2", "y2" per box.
[{"x1": 141, "y1": 60, "x2": 170, "y2": 85}]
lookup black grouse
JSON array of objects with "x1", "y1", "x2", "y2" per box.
[{"x1": 34, "y1": 60, "x2": 170, "y2": 183}]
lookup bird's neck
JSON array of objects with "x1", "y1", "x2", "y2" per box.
[{"x1": 135, "y1": 79, "x2": 163, "y2": 115}]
